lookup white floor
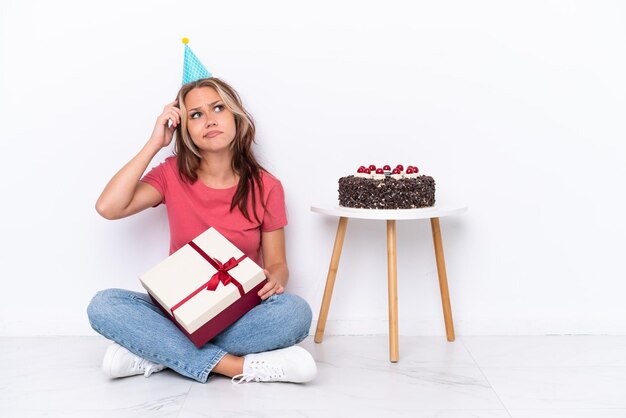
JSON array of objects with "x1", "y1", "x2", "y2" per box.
[{"x1": 2, "y1": 336, "x2": 626, "y2": 417}]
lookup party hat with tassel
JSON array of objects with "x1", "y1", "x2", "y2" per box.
[{"x1": 181, "y1": 37, "x2": 212, "y2": 84}]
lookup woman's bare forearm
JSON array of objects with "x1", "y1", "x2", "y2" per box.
[{"x1": 95, "y1": 143, "x2": 160, "y2": 219}]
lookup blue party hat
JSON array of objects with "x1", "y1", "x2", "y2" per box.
[{"x1": 182, "y1": 38, "x2": 212, "y2": 84}]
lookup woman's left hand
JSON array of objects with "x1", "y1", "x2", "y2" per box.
[{"x1": 258, "y1": 269, "x2": 285, "y2": 300}]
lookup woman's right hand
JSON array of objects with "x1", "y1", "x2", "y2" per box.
[{"x1": 147, "y1": 99, "x2": 181, "y2": 150}]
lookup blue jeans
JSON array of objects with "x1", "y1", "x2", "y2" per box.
[{"x1": 86, "y1": 288, "x2": 312, "y2": 383}]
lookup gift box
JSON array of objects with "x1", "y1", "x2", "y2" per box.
[{"x1": 139, "y1": 227, "x2": 267, "y2": 348}]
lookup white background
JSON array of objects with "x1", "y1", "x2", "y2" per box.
[{"x1": 1, "y1": 0, "x2": 625, "y2": 336}]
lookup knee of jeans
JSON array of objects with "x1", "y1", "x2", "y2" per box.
[
  {"x1": 86, "y1": 288, "x2": 124, "y2": 326},
  {"x1": 282, "y1": 294, "x2": 313, "y2": 339}
]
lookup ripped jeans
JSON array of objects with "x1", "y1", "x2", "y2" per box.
[{"x1": 86, "y1": 288, "x2": 312, "y2": 383}]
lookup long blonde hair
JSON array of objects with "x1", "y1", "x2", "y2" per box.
[{"x1": 174, "y1": 78, "x2": 267, "y2": 223}]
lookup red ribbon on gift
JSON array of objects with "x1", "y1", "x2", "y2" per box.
[{"x1": 170, "y1": 240, "x2": 248, "y2": 315}]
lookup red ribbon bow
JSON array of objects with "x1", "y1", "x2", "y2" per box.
[
  {"x1": 170, "y1": 240, "x2": 247, "y2": 315},
  {"x1": 205, "y1": 256, "x2": 241, "y2": 291}
]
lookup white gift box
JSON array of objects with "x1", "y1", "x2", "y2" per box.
[{"x1": 139, "y1": 227, "x2": 267, "y2": 347}]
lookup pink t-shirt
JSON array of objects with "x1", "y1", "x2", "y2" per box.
[{"x1": 140, "y1": 156, "x2": 287, "y2": 266}]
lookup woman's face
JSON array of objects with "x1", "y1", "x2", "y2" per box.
[{"x1": 184, "y1": 87, "x2": 236, "y2": 154}]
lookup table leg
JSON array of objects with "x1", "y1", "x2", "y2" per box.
[
  {"x1": 314, "y1": 217, "x2": 349, "y2": 343},
  {"x1": 430, "y1": 217, "x2": 456, "y2": 341},
  {"x1": 387, "y1": 220, "x2": 399, "y2": 362}
]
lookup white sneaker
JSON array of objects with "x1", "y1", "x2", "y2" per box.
[
  {"x1": 102, "y1": 343, "x2": 166, "y2": 378},
  {"x1": 231, "y1": 345, "x2": 317, "y2": 384}
]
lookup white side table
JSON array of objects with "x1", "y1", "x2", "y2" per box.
[{"x1": 311, "y1": 204, "x2": 468, "y2": 362}]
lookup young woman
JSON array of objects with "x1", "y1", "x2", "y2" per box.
[{"x1": 87, "y1": 78, "x2": 317, "y2": 384}]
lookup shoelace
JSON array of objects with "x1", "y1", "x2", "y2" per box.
[
  {"x1": 132, "y1": 357, "x2": 163, "y2": 377},
  {"x1": 231, "y1": 360, "x2": 286, "y2": 384}
]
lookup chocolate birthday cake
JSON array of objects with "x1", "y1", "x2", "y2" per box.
[{"x1": 338, "y1": 164, "x2": 435, "y2": 209}]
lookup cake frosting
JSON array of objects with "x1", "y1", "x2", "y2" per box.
[{"x1": 338, "y1": 164, "x2": 435, "y2": 209}]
